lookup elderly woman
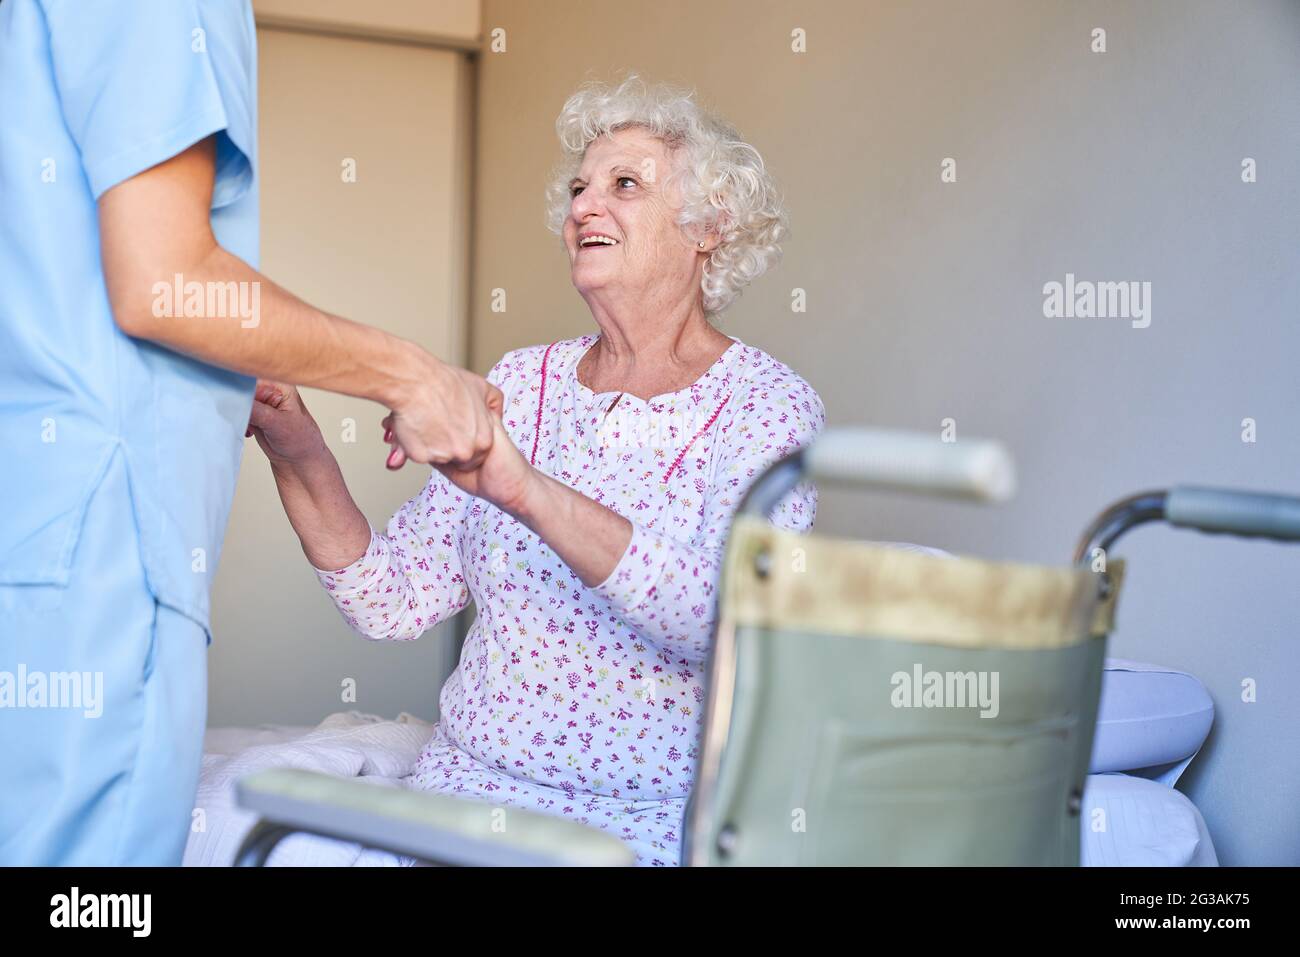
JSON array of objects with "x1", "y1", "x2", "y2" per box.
[{"x1": 248, "y1": 75, "x2": 824, "y2": 865}]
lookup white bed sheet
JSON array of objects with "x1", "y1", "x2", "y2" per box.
[{"x1": 186, "y1": 711, "x2": 434, "y2": 867}]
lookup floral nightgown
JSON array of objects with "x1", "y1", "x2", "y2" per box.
[{"x1": 314, "y1": 334, "x2": 824, "y2": 865}]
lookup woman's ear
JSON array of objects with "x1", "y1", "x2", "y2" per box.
[
  {"x1": 702, "y1": 211, "x2": 734, "y2": 252},
  {"x1": 688, "y1": 222, "x2": 723, "y2": 252}
]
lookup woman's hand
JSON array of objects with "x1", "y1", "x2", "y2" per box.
[
  {"x1": 382, "y1": 411, "x2": 536, "y2": 516},
  {"x1": 246, "y1": 380, "x2": 328, "y2": 469},
  {"x1": 247, "y1": 380, "x2": 371, "y2": 570}
]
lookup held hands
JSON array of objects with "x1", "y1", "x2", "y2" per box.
[
  {"x1": 382, "y1": 406, "x2": 536, "y2": 516},
  {"x1": 246, "y1": 359, "x2": 537, "y2": 515},
  {"x1": 378, "y1": 358, "x2": 535, "y2": 513},
  {"x1": 383, "y1": 359, "x2": 505, "y2": 471},
  {"x1": 246, "y1": 358, "x2": 501, "y2": 472}
]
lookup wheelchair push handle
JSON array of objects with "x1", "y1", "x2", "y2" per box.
[
  {"x1": 1074, "y1": 485, "x2": 1300, "y2": 563},
  {"x1": 1165, "y1": 486, "x2": 1300, "y2": 542},
  {"x1": 739, "y1": 426, "x2": 1016, "y2": 518},
  {"x1": 802, "y1": 427, "x2": 1016, "y2": 502}
]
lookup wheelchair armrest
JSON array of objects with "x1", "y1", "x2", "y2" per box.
[{"x1": 234, "y1": 768, "x2": 635, "y2": 867}]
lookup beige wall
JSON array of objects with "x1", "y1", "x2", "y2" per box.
[{"x1": 471, "y1": 0, "x2": 1300, "y2": 865}]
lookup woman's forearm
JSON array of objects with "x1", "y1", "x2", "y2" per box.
[
  {"x1": 506, "y1": 464, "x2": 732, "y2": 664},
  {"x1": 270, "y1": 450, "x2": 373, "y2": 571},
  {"x1": 510, "y1": 470, "x2": 633, "y2": 588}
]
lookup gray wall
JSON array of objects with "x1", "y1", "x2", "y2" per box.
[{"x1": 471, "y1": 0, "x2": 1300, "y2": 864}]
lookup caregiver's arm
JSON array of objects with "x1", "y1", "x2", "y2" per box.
[{"x1": 99, "y1": 136, "x2": 499, "y2": 468}]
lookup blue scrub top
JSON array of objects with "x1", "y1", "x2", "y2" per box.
[{"x1": 0, "y1": 0, "x2": 260, "y2": 640}]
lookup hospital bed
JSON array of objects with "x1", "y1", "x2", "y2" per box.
[{"x1": 222, "y1": 428, "x2": 1300, "y2": 866}]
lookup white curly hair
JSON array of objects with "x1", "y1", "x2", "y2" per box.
[{"x1": 545, "y1": 74, "x2": 788, "y2": 318}]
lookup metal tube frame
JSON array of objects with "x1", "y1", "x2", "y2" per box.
[{"x1": 686, "y1": 460, "x2": 1172, "y2": 865}]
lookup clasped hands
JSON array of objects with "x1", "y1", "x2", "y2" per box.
[{"x1": 246, "y1": 358, "x2": 537, "y2": 516}]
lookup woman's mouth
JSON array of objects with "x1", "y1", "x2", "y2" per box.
[{"x1": 578, "y1": 234, "x2": 620, "y2": 251}]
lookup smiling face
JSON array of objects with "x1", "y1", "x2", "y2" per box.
[{"x1": 563, "y1": 126, "x2": 706, "y2": 311}]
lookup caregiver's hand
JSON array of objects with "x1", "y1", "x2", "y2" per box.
[
  {"x1": 385, "y1": 361, "x2": 505, "y2": 470},
  {"x1": 382, "y1": 411, "x2": 535, "y2": 515},
  {"x1": 383, "y1": 405, "x2": 635, "y2": 589},
  {"x1": 246, "y1": 380, "x2": 328, "y2": 469},
  {"x1": 380, "y1": 383, "x2": 639, "y2": 591}
]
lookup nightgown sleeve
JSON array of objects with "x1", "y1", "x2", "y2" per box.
[{"x1": 313, "y1": 353, "x2": 519, "y2": 641}]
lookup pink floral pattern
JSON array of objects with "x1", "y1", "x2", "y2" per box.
[{"x1": 315, "y1": 335, "x2": 824, "y2": 864}]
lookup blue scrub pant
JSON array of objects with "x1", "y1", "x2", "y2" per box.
[{"x1": 0, "y1": 449, "x2": 207, "y2": 865}]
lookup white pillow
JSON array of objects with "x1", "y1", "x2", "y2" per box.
[
  {"x1": 1081, "y1": 772, "x2": 1218, "y2": 866},
  {"x1": 1089, "y1": 659, "x2": 1214, "y2": 783}
]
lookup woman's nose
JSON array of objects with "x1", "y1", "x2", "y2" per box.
[{"x1": 570, "y1": 185, "x2": 603, "y2": 221}]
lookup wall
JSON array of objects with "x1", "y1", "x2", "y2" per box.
[{"x1": 469, "y1": 0, "x2": 1300, "y2": 864}]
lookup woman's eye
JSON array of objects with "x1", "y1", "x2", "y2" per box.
[{"x1": 569, "y1": 177, "x2": 634, "y2": 198}]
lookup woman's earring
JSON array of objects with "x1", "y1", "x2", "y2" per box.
[{"x1": 698, "y1": 241, "x2": 706, "y2": 248}]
